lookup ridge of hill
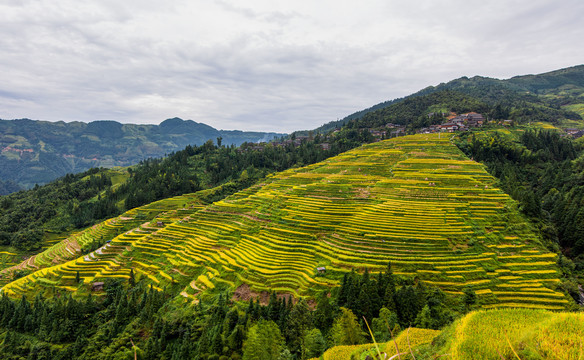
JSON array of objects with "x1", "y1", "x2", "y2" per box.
[
  {"x1": 0, "y1": 117, "x2": 284, "y2": 190},
  {"x1": 310, "y1": 64, "x2": 584, "y2": 134},
  {"x1": 1, "y1": 134, "x2": 570, "y2": 311}
]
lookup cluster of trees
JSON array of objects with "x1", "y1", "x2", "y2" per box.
[
  {"x1": 0, "y1": 169, "x2": 114, "y2": 250},
  {"x1": 457, "y1": 130, "x2": 584, "y2": 296},
  {"x1": 0, "y1": 264, "x2": 472, "y2": 360},
  {"x1": 0, "y1": 280, "x2": 167, "y2": 360},
  {"x1": 337, "y1": 265, "x2": 459, "y2": 335}
]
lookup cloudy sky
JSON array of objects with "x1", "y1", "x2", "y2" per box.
[{"x1": 0, "y1": 0, "x2": 583, "y2": 132}]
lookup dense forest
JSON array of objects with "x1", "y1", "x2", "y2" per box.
[
  {"x1": 456, "y1": 130, "x2": 584, "y2": 294},
  {"x1": 0, "y1": 264, "x2": 469, "y2": 360}
]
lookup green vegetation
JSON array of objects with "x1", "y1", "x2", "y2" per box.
[
  {"x1": 0, "y1": 117, "x2": 284, "y2": 189},
  {"x1": 310, "y1": 64, "x2": 584, "y2": 135},
  {"x1": 456, "y1": 128, "x2": 584, "y2": 299},
  {"x1": 2, "y1": 134, "x2": 569, "y2": 312},
  {"x1": 0, "y1": 131, "x2": 366, "y2": 253},
  {"x1": 1, "y1": 65, "x2": 584, "y2": 359}
]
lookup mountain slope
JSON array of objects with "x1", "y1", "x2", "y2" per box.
[
  {"x1": 0, "y1": 117, "x2": 284, "y2": 189},
  {"x1": 310, "y1": 64, "x2": 584, "y2": 134},
  {"x1": 1, "y1": 134, "x2": 568, "y2": 310}
]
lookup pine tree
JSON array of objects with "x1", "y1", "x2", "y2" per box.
[
  {"x1": 337, "y1": 273, "x2": 349, "y2": 306},
  {"x1": 284, "y1": 298, "x2": 313, "y2": 357},
  {"x1": 129, "y1": 268, "x2": 135, "y2": 286},
  {"x1": 313, "y1": 292, "x2": 334, "y2": 334},
  {"x1": 267, "y1": 291, "x2": 280, "y2": 322},
  {"x1": 330, "y1": 307, "x2": 365, "y2": 346}
]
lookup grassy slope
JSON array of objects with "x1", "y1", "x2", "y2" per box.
[
  {"x1": 0, "y1": 134, "x2": 570, "y2": 310},
  {"x1": 317, "y1": 309, "x2": 584, "y2": 360}
]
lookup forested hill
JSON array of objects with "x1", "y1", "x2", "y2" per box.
[
  {"x1": 310, "y1": 64, "x2": 584, "y2": 134},
  {"x1": 0, "y1": 117, "x2": 284, "y2": 191}
]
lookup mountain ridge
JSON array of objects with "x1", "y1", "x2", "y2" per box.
[
  {"x1": 308, "y1": 64, "x2": 584, "y2": 134},
  {"x1": 0, "y1": 117, "x2": 285, "y2": 190}
]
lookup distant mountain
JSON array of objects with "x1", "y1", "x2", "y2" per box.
[{"x1": 0, "y1": 117, "x2": 284, "y2": 189}]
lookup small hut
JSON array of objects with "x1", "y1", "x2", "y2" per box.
[
  {"x1": 91, "y1": 282, "x2": 105, "y2": 292},
  {"x1": 316, "y1": 267, "x2": 326, "y2": 274}
]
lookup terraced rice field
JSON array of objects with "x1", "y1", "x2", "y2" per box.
[
  {"x1": 0, "y1": 193, "x2": 206, "y2": 289},
  {"x1": 0, "y1": 134, "x2": 569, "y2": 310}
]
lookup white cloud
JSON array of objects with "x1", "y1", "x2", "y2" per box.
[{"x1": 0, "y1": 0, "x2": 583, "y2": 132}]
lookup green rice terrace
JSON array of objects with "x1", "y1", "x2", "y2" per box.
[{"x1": 0, "y1": 134, "x2": 570, "y2": 310}]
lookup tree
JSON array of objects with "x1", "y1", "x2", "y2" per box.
[
  {"x1": 384, "y1": 263, "x2": 397, "y2": 312},
  {"x1": 242, "y1": 320, "x2": 285, "y2": 360},
  {"x1": 463, "y1": 287, "x2": 477, "y2": 310},
  {"x1": 129, "y1": 268, "x2": 135, "y2": 286},
  {"x1": 313, "y1": 292, "x2": 334, "y2": 334},
  {"x1": 330, "y1": 307, "x2": 365, "y2": 346},
  {"x1": 284, "y1": 298, "x2": 312, "y2": 357},
  {"x1": 371, "y1": 307, "x2": 399, "y2": 342},
  {"x1": 414, "y1": 305, "x2": 433, "y2": 329},
  {"x1": 302, "y1": 328, "x2": 326, "y2": 359}
]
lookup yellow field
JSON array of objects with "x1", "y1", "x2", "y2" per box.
[{"x1": 317, "y1": 309, "x2": 584, "y2": 360}]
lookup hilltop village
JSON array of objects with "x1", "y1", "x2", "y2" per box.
[{"x1": 239, "y1": 111, "x2": 582, "y2": 152}]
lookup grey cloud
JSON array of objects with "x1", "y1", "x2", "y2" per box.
[{"x1": 0, "y1": 1, "x2": 583, "y2": 132}]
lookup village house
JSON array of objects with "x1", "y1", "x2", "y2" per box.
[
  {"x1": 440, "y1": 123, "x2": 459, "y2": 132},
  {"x1": 91, "y1": 282, "x2": 104, "y2": 292},
  {"x1": 449, "y1": 112, "x2": 485, "y2": 128},
  {"x1": 390, "y1": 128, "x2": 406, "y2": 137},
  {"x1": 368, "y1": 129, "x2": 387, "y2": 138},
  {"x1": 385, "y1": 123, "x2": 401, "y2": 128},
  {"x1": 566, "y1": 128, "x2": 581, "y2": 136}
]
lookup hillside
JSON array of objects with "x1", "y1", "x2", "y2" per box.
[
  {"x1": 310, "y1": 64, "x2": 584, "y2": 134},
  {"x1": 318, "y1": 308, "x2": 584, "y2": 360},
  {"x1": 0, "y1": 129, "x2": 363, "y2": 255},
  {"x1": 1, "y1": 134, "x2": 569, "y2": 311},
  {"x1": 0, "y1": 117, "x2": 284, "y2": 189}
]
